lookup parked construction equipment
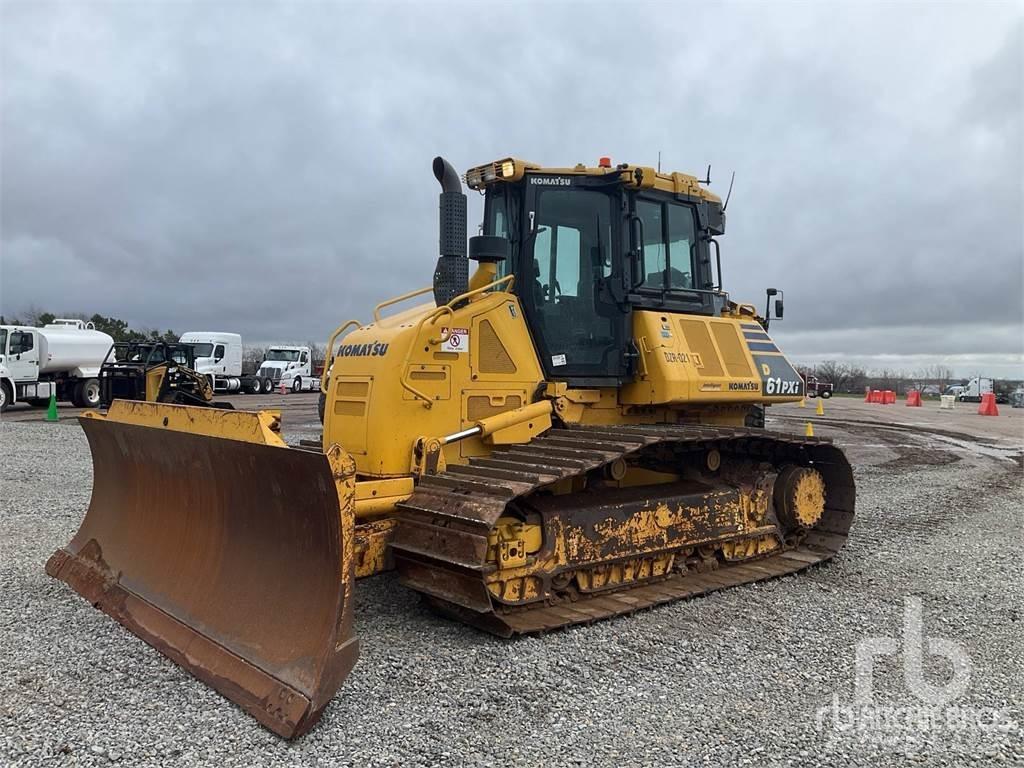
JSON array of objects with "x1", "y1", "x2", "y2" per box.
[
  {"x1": 98, "y1": 341, "x2": 221, "y2": 408},
  {"x1": 48, "y1": 156, "x2": 856, "y2": 739}
]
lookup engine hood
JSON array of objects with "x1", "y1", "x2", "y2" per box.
[{"x1": 258, "y1": 362, "x2": 292, "y2": 372}]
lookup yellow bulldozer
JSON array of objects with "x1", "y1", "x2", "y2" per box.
[{"x1": 48, "y1": 156, "x2": 855, "y2": 738}]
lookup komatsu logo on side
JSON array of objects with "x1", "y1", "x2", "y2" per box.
[
  {"x1": 529, "y1": 177, "x2": 572, "y2": 186},
  {"x1": 337, "y1": 341, "x2": 389, "y2": 357},
  {"x1": 729, "y1": 381, "x2": 760, "y2": 391}
]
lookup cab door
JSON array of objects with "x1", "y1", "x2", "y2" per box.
[
  {"x1": 213, "y1": 344, "x2": 227, "y2": 374},
  {"x1": 6, "y1": 330, "x2": 40, "y2": 382},
  {"x1": 519, "y1": 177, "x2": 627, "y2": 383}
]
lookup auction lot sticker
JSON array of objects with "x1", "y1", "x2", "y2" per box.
[{"x1": 441, "y1": 327, "x2": 469, "y2": 353}]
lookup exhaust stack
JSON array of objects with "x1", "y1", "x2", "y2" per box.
[{"x1": 432, "y1": 156, "x2": 468, "y2": 306}]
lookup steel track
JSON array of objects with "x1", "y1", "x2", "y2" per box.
[{"x1": 392, "y1": 424, "x2": 855, "y2": 637}]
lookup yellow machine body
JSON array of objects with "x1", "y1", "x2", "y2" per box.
[
  {"x1": 324, "y1": 293, "x2": 803, "y2": 481},
  {"x1": 324, "y1": 287, "x2": 545, "y2": 477}
]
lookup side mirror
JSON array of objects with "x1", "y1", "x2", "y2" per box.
[
  {"x1": 468, "y1": 235, "x2": 510, "y2": 264},
  {"x1": 764, "y1": 288, "x2": 784, "y2": 329}
]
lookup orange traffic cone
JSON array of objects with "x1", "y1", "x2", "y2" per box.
[
  {"x1": 906, "y1": 390, "x2": 922, "y2": 407},
  {"x1": 885, "y1": 390, "x2": 896, "y2": 404},
  {"x1": 978, "y1": 392, "x2": 999, "y2": 416}
]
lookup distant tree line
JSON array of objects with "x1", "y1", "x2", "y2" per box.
[
  {"x1": 1, "y1": 305, "x2": 177, "y2": 343},
  {"x1": 802, "y1": 361, "x2": 1019, "y2": 395}
]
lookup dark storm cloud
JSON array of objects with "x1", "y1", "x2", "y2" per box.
[{"x1": 1, "y1": 1, "x2": 1021, "y2": 374}]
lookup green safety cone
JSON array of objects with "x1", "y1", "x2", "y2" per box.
[{"x1": 45, "y1": 392, "x2": 58, "y2": 422}]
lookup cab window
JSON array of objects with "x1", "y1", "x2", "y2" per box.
[
  {"x1": 637, "y1": 199, "x2": 697, "y2": 291},
  {"x1": 485, "y1": 190, "x2": 511, "y2": 279},
  {"x1": 9, "y1": 331, "x2": 34, "y2": 354},
  {"x1": 213, "y1": 344, "x2": 225, "y2": 361}
]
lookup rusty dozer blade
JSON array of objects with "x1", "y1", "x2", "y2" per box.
[{"x1": 46, "y1": 401, "x2": 358, "y2": 739}]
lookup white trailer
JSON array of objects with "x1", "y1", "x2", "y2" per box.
[{"x1": 0, "y1": 320, "x2": 114, "y2": 411}]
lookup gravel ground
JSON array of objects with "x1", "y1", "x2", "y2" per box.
[{"x1": 1, "y1": 416, "x2": 1022, "y2": 767}]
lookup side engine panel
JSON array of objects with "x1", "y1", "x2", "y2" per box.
[{"x1": 620, "y1": 311, "x2": 805, "y2": 405}]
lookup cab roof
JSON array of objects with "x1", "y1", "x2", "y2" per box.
[{"x1": 464, "y1": 157, "x2": 723, "y2": 204}]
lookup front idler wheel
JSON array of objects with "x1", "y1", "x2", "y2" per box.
[{"x1": 774, "y1": 465, "x2": 826, "y2": 531}]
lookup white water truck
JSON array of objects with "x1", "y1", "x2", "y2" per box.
[{"x1": 0, "y1": 319, "x2": 114, "y2": 411}]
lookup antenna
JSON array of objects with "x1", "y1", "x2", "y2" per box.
[
  {"x1": 723, "y1": 171, "x2": 736, "y2": 212},
  {"x1": 700, "y1": 164, "x2": 711, "y2": 185},
  {"x1": 657, "y1": 151, "x2": 661, "y2": 173}
]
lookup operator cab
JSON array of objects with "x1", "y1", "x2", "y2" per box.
[{"x1": 469, "y1": 157, "x2": 728, "y2": 384}]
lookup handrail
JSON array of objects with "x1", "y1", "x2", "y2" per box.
[
  {"x1": 398, "y1": 274, "x2": 517, "y2": 408},
  {"x1": 373, "y1": 285, "x2": 433, "y2": 324},
  {"x1": 320, "y1": 319, "x2": 361, "y2": 394},
  {"x1": 451, "y1": 273, "x2": 515, "y2": 304},
  {"x1": 373, "y1": 274, "x2": 515, "y2": 325}
]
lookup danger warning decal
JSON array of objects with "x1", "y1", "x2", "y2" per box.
[
  {"x1": 441, "y1": 327, "x2": 469, "y2": 353},
  {"x1": 753, "y1": 354, "x2": 804, "y2": 397}
]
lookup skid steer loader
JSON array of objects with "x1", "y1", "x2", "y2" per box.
[
  {"x1": 48, "y1": 156, "x2": 855, "y2": 738},
  {"x1": 98, "y1": 340, "x2": 223, "y2": 408}
]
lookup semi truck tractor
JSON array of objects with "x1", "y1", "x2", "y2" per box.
[
  {"x1": 255, "y1": 345, "x2": 319, "y2": 393},
  {"x1": 801, "y1": 373, "x2": 834, "y2": 398},
  {"x1": 178, "y1": 331, "x2": 270, "y2": 394},
  {"x1": 956, "y1": 377, "x2": 994, "y2": 403},
  {"x1": 0, "y1": 320, "x2": 114, "y2": 411},
  {"x1": 179, "y1": 332, "x2": 317, "y2": 394}
]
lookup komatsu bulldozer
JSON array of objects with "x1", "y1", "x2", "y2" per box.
[{"x1": 48, "y1": 156, "x2": 855, "y2": 739}]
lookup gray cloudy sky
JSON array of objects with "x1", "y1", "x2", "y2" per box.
[{"x1": 2, "y1": 1, "x2": 1022, "y2": 377}]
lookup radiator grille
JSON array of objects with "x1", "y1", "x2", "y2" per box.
[{"x1": 477, "y1": 320, "x2": 517, "y2": 374}]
